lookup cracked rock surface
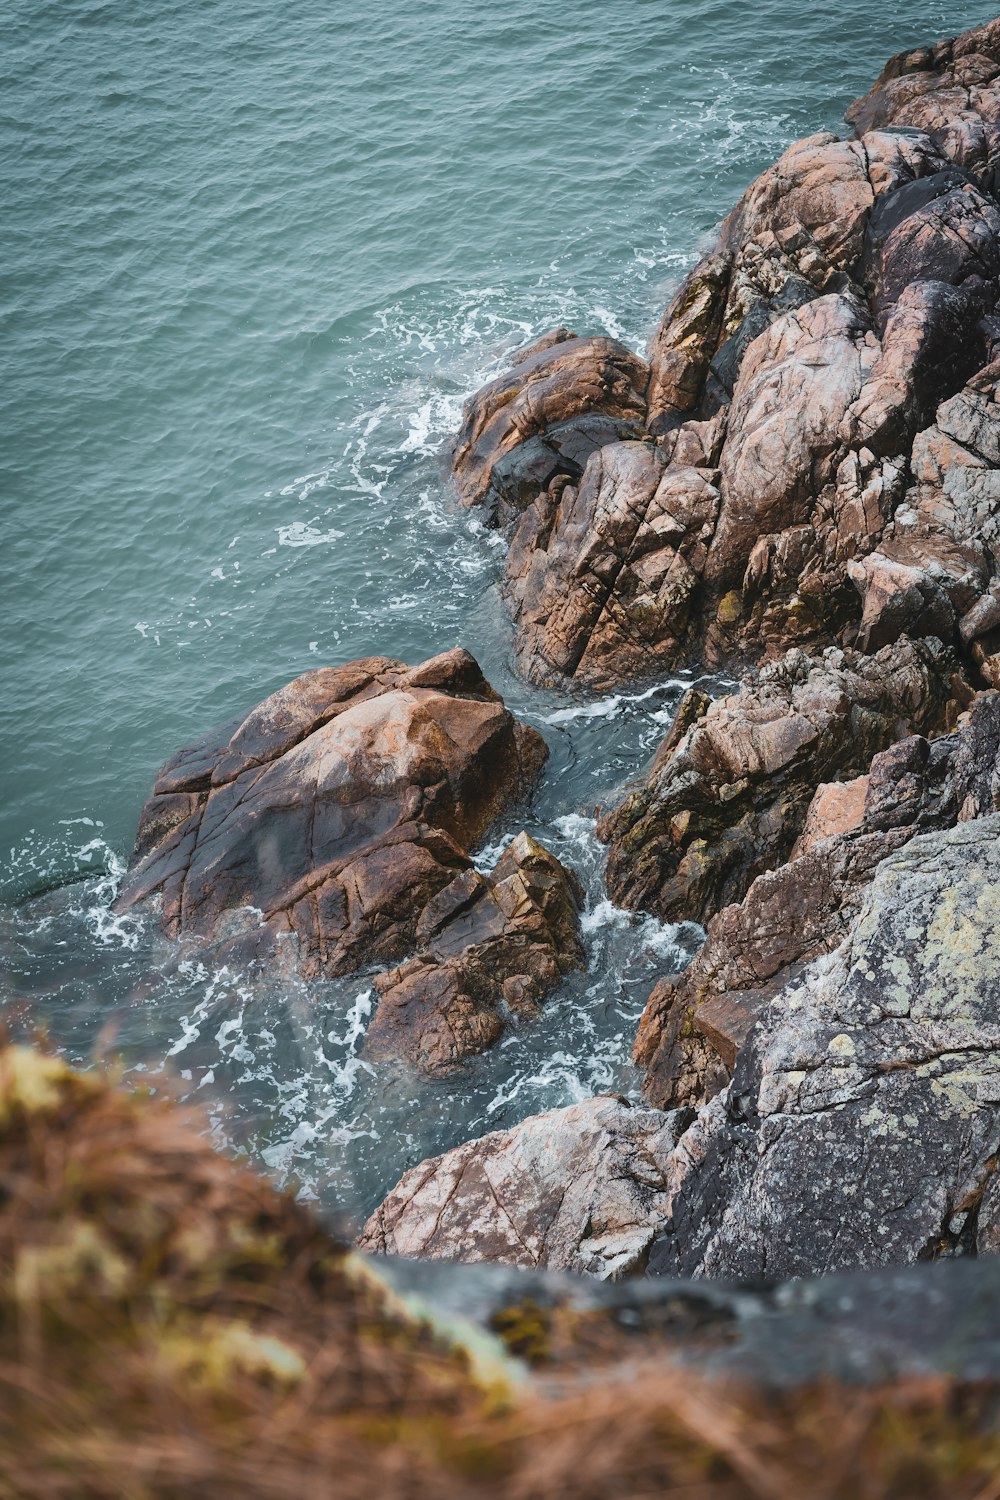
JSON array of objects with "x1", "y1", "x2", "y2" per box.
[
  {"x1": 452, "y1": 16, "x2": 1000, "y2": 689},
  {"x1": 597, "y1": 634, "x2": 964, "y2": 926},
  {"x1": 634, "y1": 691, "x2": 1000, "y2": 1111},
  {"x1": 358, "y1": 1094, "x2": 684, "y2": 1279},
  {"x1": 116, "y1": 649, "x2": 583, "y2": 1071},
  {"x1": 650, "y1": 813, "x2": 1000, "y2": 1279}
]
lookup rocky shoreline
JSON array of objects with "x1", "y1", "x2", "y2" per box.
[{"x1": 117, "y1": 16, "x2": 1000, "y2": 1289}]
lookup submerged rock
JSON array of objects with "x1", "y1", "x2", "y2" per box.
[
  {"x1": 116, "y1": 649, "x2": 583, "y2": 1071},
  {"x1": 358, "y1": 1094, "x2": 683, "y2": 1279},
  {"x1": 597, "y1": 634, "x2": 964, "y2": 926}
]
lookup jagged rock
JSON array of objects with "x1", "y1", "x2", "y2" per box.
[
  {"x1": 704, "y1": 295, "x2": 879, "y2": 589},
  {"x1": 451, "y1": 331, "x2": 649, "y2": 527},
  {"x1": 116, "y1": 650, "x2": 586, "y2": 1072},
  {"x1": 649, "y1": 812, "x2": 1000, "y2": 1279},
  {"x1": 845, "y1": 20, "x2": 1000, "y2": 189},
  {"x1": 598, "y1": 635, "x2": 963, "y2": 926},
  {"x1": 358, "y1": 1095, "x2": 682, "y2": 1279},
  {"x1": 849, "y1": 357, "x2": 1000, "y2": 653},
  {"x1": 635, "y1": 693, "x2": 1000, "y2": 1111},
  {"x1": 365, "y1": 833, "x2": 585, "y2": 1075},
  {"x1": 502, "y1": 439, "x2": 717, "y2": 688},
  {"x1": 646, "y1": 252, "x2": 732, "y2": 434},
  {"x1": 449, "y1": 17, "x2": 1000, "y2": 687}
]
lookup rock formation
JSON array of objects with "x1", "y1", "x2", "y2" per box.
[
  {"x1": 452, "y1": 17, "x2": 1000, "y2": 691},
  {"x1": 650, "y1": 813, "x2": 1000, "y2": 1279},
  {"x1": 597, "y1": 634, "x2": 965, "y2": 925},
  {"x1": 635, "y1": 691, "x2": 1000, "y2": 1111},
  {"x1": 367, "y1": 809, "x2": 1000, "y2": 1283},
  {"x1": 117, "y1": 649, "x2": 583, "y2": 1072},
  {"x1": 365, "y1": 832, "x2": 585, "y2": 1075},
  {"x1": 358, "y1": 1094, "x2": 684, "y2": 1279},
  {"x1": 358, "y1": 17, "x2": 1000, "y2": 1285}
]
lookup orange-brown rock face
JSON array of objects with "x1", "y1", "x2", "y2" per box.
[
  {"x1": 116, "y1": 649, "x2": 584, "y2": 1072},
  {"x1": 452, "y1": 16, "x2": 1000, "y2": 689}
]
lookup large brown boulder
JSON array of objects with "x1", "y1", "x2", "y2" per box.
[
  {"x1": 116, "y1": 650, "x2": 584, "y2": 1071},
  {"x1": 597, "y1": 635, "x2": 964, "y2": 926},
  {"x1": 635, "y1": 692, "x2": 1000, "y2": 1111},
  {"x1": 501, "y1": 437, "x2": 720, "y2": 688},
  {"x1": 358, "y1": 1094, "x2": 681, "y2": 1280}
]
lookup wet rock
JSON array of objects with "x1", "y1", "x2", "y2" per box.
[
  {"x1": 365, "y1": 833, "x2": 585, "y2": 1075},
  {"x1": 598, "y1": 635, "x2": 962, "y2": 926},
  {"x1": 358, "y1": 1095, "x2": 683, "y2": 1279},
  {"x1": 449, "y1": 23, "x2": 1000, "y2": 685},
  {"x1": 451, "y1": 332, "x2": 649, "y2": 527},
  {"x1": 115, "y1": 650, "x2": 577, "y2": 1050},
  {"x1": 650, "y1": 811, "x2": 1000, "y2": 1279},
  {"x1": 635, "y1": 693, "x2": 1000, "y2": 1110}
]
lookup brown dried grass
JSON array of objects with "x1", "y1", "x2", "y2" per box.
[{"x1": 1, "y1": 1042, "x2": 999, "y2": 1500}]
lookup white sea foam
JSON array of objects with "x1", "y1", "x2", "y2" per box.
[{"x1": 276, "y1": 520, "x2": 345, "y2": 547}]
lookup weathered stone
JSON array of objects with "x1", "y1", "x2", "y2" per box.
[
  {"x1": 646, "y1": 252, "x2": 731, "y2": 433},
  {"x1": 365, "y1": 833, "x2": 585, "y2": 1075},
  {"x1": 503, "y1": 439, "x2": 718, "y2": 688},
  {"x1": 116, "y1": 651, "x2": 570, "y2": 1018},
  {"x1": 705, "y1": 295, "x2": 879, "y2": 589},
  {"x1": 635, "y1": 694, "x2": 1000, "y2": 1111},
  {"x1": 358, "y1": 1095, "x2": 683, "y2": 1280},
  {"x1": 848, "y1": 358, "x2": 1000, "y2": 655},
  {"x1": 449, "y1": 24, "x2": 1000, "y2": 687},
  {"x1": 451, "y1": 332, "x2": 649, "y2": 525},
  {"x1": 598, "y1": 636, "x2": 961, "y2": 926},
  {"x1": 845, "y1": 19, "x2": 1000, "y2": 190},
  {"x1": 650, "y1": 813, "x2": 1000, "y2": 1279}
]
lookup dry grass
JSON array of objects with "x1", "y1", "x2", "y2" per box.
[{"x1": 1, "y1": 1042, "x2": 999, "y2": 1500}]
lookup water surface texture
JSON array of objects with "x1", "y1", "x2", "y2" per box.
[{"x1": 3, "y1": 0, "x2": 992, "y2": 1223}]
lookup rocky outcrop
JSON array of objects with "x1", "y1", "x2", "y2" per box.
[
  {"x1": 450, "y1": 331, "x2": 649, "y2": 529},
  {"x1": 848, "y1": 356, "x2": 1000, "y2": 657},
  {"x1": 650, "y1": 813, "x2": 1000, "y2": 1279},
  {"x1": 117, "y1": 649, "x2": 584, "y2": 1071},
  {"x1": 366, "y1": 809, "x2": 1000, "y2": 1285},
  {"x1": 358, "y1": 1094, "x2": 683, "y2": 1280},
  {"x1": 635, "y1": 691, "x2": 1000, "y2": 1111},
  {"x1": 845, "y1": 21, "x2": 1000, "y2": 186},
  {"x1": 597, "y1": 634, "x2": 965, "y2": 925},
  {"x1": 365, "y1": 833, "x2": 585, "y2": 1075},
  {"x1": 452, "y1": 16, "x2": 1000, "y2": 689}
]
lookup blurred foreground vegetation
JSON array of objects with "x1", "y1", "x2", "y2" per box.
[{"x1": 2, "y1": 1041, "x2": 1000, "y2": 1499}]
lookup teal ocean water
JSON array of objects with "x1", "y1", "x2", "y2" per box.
[{"x1": 3, "y1": 0, "x2": 993, "y2": 1222}]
